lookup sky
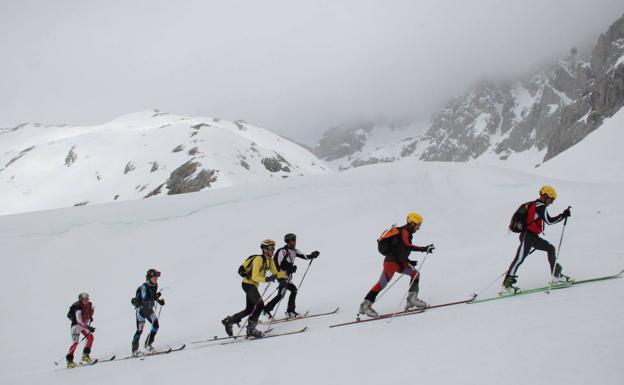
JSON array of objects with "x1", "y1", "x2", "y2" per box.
[{"x1": 1, "y1": 0, "x2": 623, "y2": 144}]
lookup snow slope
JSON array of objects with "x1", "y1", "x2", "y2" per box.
[
  {"x1": 535, "y1": 108, "x2": 624, "y2": 183},
  {"x1": 0, "y1": 155, "x2": 622, "y2": 385},
  {"x1": 0, "y1": 110, "x2": 327, "y2": 216}
]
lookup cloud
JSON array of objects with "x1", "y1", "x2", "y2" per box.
[{"x1": 1, "y1": 0, "x2": 622, "y2": 143}]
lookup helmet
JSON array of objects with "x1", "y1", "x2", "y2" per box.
[
  {"x1": 284, "y1": 233, "x2": 297, "y2": 243},
  {"x1": 406, "y1": 212, "x2": 423, "y2": 225},
  {"x1": 260, "y1": 239, "x2": 276, "y2": 249},
  {"x1": 146, "y1": 269, "x2": 161, "y2": 281},
  {"x1": 539, "y1": 185, "x2": 557, "y2": 199},
  {"x1": 78, "y1": 292, "x2": 90, "y2": 301}
]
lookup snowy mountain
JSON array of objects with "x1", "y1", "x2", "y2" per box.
[
  {"x1": 0, "y1": 131, "x2": 622, "y2": 384},
  {"x1": 314, "y1": 14, "x2": 624, "y2": 171},
  {"x1": 0, "y1": 110, "x2": 328, "y2": 215}
]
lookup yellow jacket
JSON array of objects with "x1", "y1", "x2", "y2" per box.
[{"x1": 241, "y1": 254, "x2": 279, "y2": 287}]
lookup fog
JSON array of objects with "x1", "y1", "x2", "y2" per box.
[{"x1": 1, "y1": 0, "x2": 622, "y2": 143}]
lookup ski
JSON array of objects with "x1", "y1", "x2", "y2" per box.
[
  {"x1": 260, "y1": 310, "x2": 310, "y2": 324},
  {"x1": 220, "y1": 327, "x2": 308, "y2": 345},
  {"x1": 55, "y1": 355, "x2": 115, "y2": 369},
  {"x1": 191, "y1": 329, "x2": 274, "y2": 345},
  {"x1": 115, "y1": 345, "x2": 186, "y2": 361},
  {"x1": 329, "y1": 308, "x2": 424, "y2": 328},
  {"x1": 329, "y1": 296, "x2": 476, "y2": 328},
  {"x1": 469, "y1": 269, "x2": 624, "y2": 304},
  {"x1": 260, "y1": 307, "x2": 340, "y2": 325}
]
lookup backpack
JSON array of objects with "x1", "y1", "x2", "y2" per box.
[
  {"x1": 238, "y1": 255, "x2": 264, "y2": 278},
  {"x1": 509, "y1": 201, "x2": 533, "y2": 233},
  {"x1": 67, "y1": 301, "x2": 80, "y2": 320},
  {"x1": 377, "y1": 225, "x2": 401, "y2": 255},
  {"x1": 130, "y1": 285, "x2": 143, "y2": 307}
]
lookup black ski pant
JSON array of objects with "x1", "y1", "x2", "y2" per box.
[
  {"x1": 264, "y1": 278, "x2": 297, "y2": 313},
  {"x1": 231, "y1": 283, "x2": 264, "y2": 323},
  {"x1": 506, "y1": 231, "x2": 561, "y2": 279}
]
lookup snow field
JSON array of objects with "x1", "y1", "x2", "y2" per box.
[{"x1": 0, "y1": 158, "x2": 622, "y2": 385}]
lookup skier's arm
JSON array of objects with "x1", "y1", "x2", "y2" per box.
[
  {"x1": 401, "y1": 228, "x2": 427, "y2": 252},
  {"x1": 75, "y1": 309, "x2": 87, "y2": 328},
  {"x1": 294, "y1": 248, "x2": 309, "y2": 260},
  {"x1": 536, "y1": 204, "x2": 564, "y2": 225}
]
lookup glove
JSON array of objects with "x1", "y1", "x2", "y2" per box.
[
  {"x1": 87, "y1": 326, "x2": 96, "y2": 333},
  {"x1": 286, "y1": 265, "x2": 297, "y2": 274},
  {"x1": 408, "y1": 260, "x2": 418, "y2": 267},
  {"x1": 266, "y1": 275, "x2": 277, "y2": 283},
  {"x1": 156, "y1": 292, "x2": 162, "y2": 298},
  {"x1": 562, "y1": 208, "x2": 571, "y2": 218},
  {"x1": 157, "y1": 298, "x2": 165, "y2": 306},
  {"x1": 424, "y1": 244, "x2": 435, "y2": 253},
  {"x1": 308, "y1": 251, "x2": 320, "y2": 259}
]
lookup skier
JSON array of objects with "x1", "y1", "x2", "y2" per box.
[
  {"x1": 263, "y1": 233, "x2": 320, "y2": 318},
  {"x1": 221, "y1": 239, "x2": 279, "y2": 337},
  {"x1": 501, "y1": 186, "x2": 572, "y2": 294},
  {"x1": 359, "y1": 213, "x2": 435, "y2": 317},
  {"x1": 131, "y1": 268, "x2": 165, "y2": 356},
  {"x1": 66, "y1": 292, "x2": 95, "y2": 368}
]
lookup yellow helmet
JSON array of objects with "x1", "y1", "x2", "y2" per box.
[
  {"x1": 539, "y1": 185, "x2": 557, "y2": 199},
  {"x1": 406, "y1": 212, "x2": 423, "y2": 225}
]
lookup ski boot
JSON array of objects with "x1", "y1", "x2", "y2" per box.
[
  {"x1": 405, "y1": 291, "x2": 428, "y2": 310},
  {"x1": 499, "y1": 285, "x2": 520, "y2": 296},
  {"x1": 66, "y1": 354, "x2": 77, "y2": 368},
  {"x1": 145, "y1": 344, "x2": 157, "y2": 354},
  {"x1": 131, "y1": 350, "x2": 142, "y2": 358},
  {"x1": 263, "y1": 309, "x2": 274, "y2": 320},
  {"x1": 81, "y1": 352, "x2": 93, "y2": 364},
  {"x1": 246, "y1": 321, "x2": 264, "y2": 338},
  {"x1": 500, "y1": 275, "x2": 521, "y2": 295},
  {"x1": 358, "y1": 299, "x2": 379, "y2": 318},
  {"x1": 286, "y1": 309, "x2": 300, "y2": 318},
  {"x1": 221, "y1": 316, "x2": 237, "y2": 337},
  {"x1": 551, "y1": 274, "x2": 574, "y2": 286}
]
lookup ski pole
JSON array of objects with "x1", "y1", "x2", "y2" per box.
[
  {"x1": 547, "y1": 206, "x2": 571, "y2": 293},
  {"x1": 234, "y1": 282, "x2": 275, "y2": 339},
  {"x1": 296, "y1": 259, "x2": 314, "y2": 292},
  {"x1": 263, "y1": 276, "x2": 292, "y2": 332},
  {"x1": 375, "y1": 274, "x2": 405, "y2": 302},
  {"x1": 386, "y1": 252, "x2": 430, "y2": 324}
]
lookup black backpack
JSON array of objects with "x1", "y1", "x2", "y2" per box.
[
  {"x1": 130, "y1": 285, "x2": 143, "y2": 307},
  {"x1": 377, "y1": 225, "x2": 400, "y2": 255},
  {"x1": 509, "y1": 201, "x2": 533, "y2": 233},
  {"x1": 67, "y1": 301, "x2": 80, "y2": 320}
]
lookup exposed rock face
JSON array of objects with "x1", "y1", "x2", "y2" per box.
[
  {"x1": 65, "y1": 146, "x2": 78, "y2": 167},
  {"x1": 166, "y1": 160, "x2": 218, "y2": 195},
  {"x1": 123, "y1": 161, "x2": 136, "y2": 174},
  {"x1": 261, "y1": 153, "x2": 292, "y2": 173},
  {"x1": 313, "y1": 14, "x2": 624, "y2": 170}
]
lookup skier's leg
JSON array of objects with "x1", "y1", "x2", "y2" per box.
[
  {"x1": 504, "y1": 232, "x2": 534, "y2": 286},
  {"x1": 66, "y1": 325, "x2": 81, "y2": 364},
  {"x1": 81, "y1": 329, "x2": 94, "y2": 355},
  {"x1": 248, "y1": 285, "x2": 264, "y2": 323},
  {"x1": 532, "y1": 235, "x2": 561, "y2": 276},
  {"x1": 286, "y1": 282, "x2": 298, "y2": 313},
  {"x1": 403, "y1": 265, "x2": 427, "y2": 309},
  {"x1": 364, "y1": 261, "x2": 400, "y2": 302},
  {"x1": 264, "y1": 279, "x2": 287, "y2": 313},
  {"x1": 146, "y1": 312, "x2": 159, "y2": 346},
  {"x1": 132, "y1": 309, "x2": 145, "y2": 352},
  {"x1": 231, "y1": 283, "x2": 256, "y2": 323}
]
